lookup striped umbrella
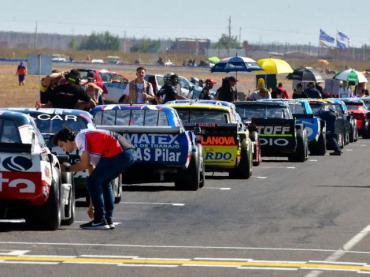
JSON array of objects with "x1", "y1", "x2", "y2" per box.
[{"x1": 334, "y1": 68, "x2": 368, "y2": 83}]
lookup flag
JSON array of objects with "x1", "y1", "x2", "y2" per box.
[
  {"x1": 336, "y1": 31, "x2": 350, "y2": 49},
  {"x1": 319, "y1": 29, "x2": 335, "y2": 47}
]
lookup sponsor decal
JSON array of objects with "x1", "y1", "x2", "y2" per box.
[
  {"x1": 0, "y1": 172, "x2": 41, "y2": 198},
  {"x1": 259, "y1": 138, "x2": 290, "y2": 146},
  {"x1": 124, "y1": 134, "x2": 180, "y2": 149},
  {"x1": 257, "y1": 126, "x2": 292, "y2": 136},
  {"x1": 36, "y1": 114, "x2": 78, "y2": 122},
  {"x1": 201, "y1": 136, "x2": 236, "y2": 146},
  {"x1": 203, "y1": 146, "x2": 237, "y2": 165},
  {"x1": 2, "y1": 156, "x2": 33, "y2": 171}
]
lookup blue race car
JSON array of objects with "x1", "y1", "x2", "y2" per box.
[{"x1": 90, "y1": 104, "x2": 204, "y2": 191}]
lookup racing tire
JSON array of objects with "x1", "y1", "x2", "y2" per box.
[
  {"x1": 113, "y1": 176, "x2": 122, "y2": 204},
  {"x1": 175, "y1": 150, "x2": 200, "y2": 191},
  {"x1": 289, "y1": 129, "x2": 308, "y2": 162},
  {"x1": 197, "y1": 144, "x2": 205, "y2": 188},
  {"x1": 250, "y1": 131, "x2": 261, "y2": 166},
  {"x1": 309, "y1": 133, "x2": 326, "y2": 156},
  {"x1": 61, "y1": 173, "x2": 75, "y2": 226},
  {"x1": 37, "y1": 182, "x2": 61, "y2": 230},
  {"x1": 229, "y1": 139, "x2": 252, "y2": 179}
]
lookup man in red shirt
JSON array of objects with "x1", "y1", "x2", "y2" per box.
[
  {"x1": 16, "y1": 61, "x2": 27, "y2": 86},
  {"x1": 272, "y1": 82, "x2": 290, "y2": 99},
  {"x1": 53, "y1": 127, "x2": 135, "y2": 230}
]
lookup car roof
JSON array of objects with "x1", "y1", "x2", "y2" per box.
[{"x1": 0, "y1": 110, "x2": 33, "y2": 125}]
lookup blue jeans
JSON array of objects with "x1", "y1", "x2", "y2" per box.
[{"x1": 87, "y1": 149, "x2": 135, "y2": 222}]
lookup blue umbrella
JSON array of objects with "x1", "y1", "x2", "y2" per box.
[{"x1": 210, "y1": 55, "x2": 262, "y2": 75}]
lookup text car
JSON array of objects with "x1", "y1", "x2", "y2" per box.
[
  {"x1": 234, "y1": 101, "x2": 309, "y2": 162},
  {"x1": 0, "y1": 110, "x2": 74, "y2": 230},
  {"x1": 167, "y1": 101, "x2": 253, "y2": 178},
  {"x1": 90, "y1": 104, "x2": 205, "y2": 191},
  {"x1": 0, "y1": 108, "x2": 123, "y2": 204}
]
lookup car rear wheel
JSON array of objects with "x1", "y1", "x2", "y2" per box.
[
  {"x1": 175, "y1": 150, "x2": 200, "y2": 191},
  {"x1": 229, "y1": 139, "x2": 252, "y2": 179},
  {"x1": 289, "y1": 129, "x2": 308, "y2": 162},
  {"x1": 309, "y1": 133, "x2": 326, "y2": 156}
]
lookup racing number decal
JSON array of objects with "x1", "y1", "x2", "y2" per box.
[
  {"x1": 259, "y1": 138, "x2": 289, "y2": 146},
  {"x1": 0, "y1": 173, "x2": 36, "y2": 193}
]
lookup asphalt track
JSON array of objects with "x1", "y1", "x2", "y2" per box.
[{"x1": 1, "y1": 139, "x2": 370, "y2": 276}]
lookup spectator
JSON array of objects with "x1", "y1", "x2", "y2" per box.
[
  {"x1": 248, "y1": 78, "x2": 271, "y2": 100},
  {"x1": 272, "y1": 82, "x2": 290, "y2": 99},
  {"x1": 84, "y1": 71, "x2": 104, "y2": 106},
  {"x1": 304, "y1": 82, "x2": 322, "y2": 98},
  {"x1": 16, "y1": 61, "x2": 27, "y2": 86},
  {"x1": 316, "y1": 81, "x2": 324, "y2": 96},
  {"x1": 215, "y1": 76, "x2": 238, "y2": 102},
  {"x1": 199, "y1": 79, "x2": 216, "y2": 100},
  {"x1": 38, "y1": 69, "x2": 95, "y2": 110},
  {"x1": 363, "y1": 89, "x2": 369, "y2": 97},
  {"x1": 292, "y1": 83, "x2": 306, "y2": 99},
  {"x1": 156, "y1": 73, "x2": 186, "y2": 103},
  {"x1": 338, "y1": 80, "x2": 352, "y2": 98},
  {"x1": 122, "y1": 67, "x2": 155, "y2": 104}
]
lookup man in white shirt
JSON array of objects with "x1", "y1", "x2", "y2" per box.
[{"x1": 123, "y1": 67, "x2": 155, "y2": 104}]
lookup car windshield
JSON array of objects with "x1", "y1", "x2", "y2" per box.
[
  {"x1": 309, "y1": 103, "x2": 324, "y2": 115},
  {"x1": 288, "y1": 103, "x2": 306, "y2": 114},
  {"x1": 32, "y1": 115, "x2": 89, "y2": 134},
  {"x1": 93, "y1": 109, "x2": 169, "y2": 126},
  {"x1": 236, "y1": 105, "x2": 289, "y2": 119},
  {"x1": 175, "y1": 109, "x2": 230, "y2": 124},
  {"x1": 0, "y1": 119, "x2": 21, "y2": 143}
]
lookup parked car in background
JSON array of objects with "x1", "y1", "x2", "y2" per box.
[
  {"x1": 340, "y1": 98, "x2": 370, "y2": 138},
  {"x1": 0, "y1": 110, "x2": 74, "y2": 230},
  {"x1": 145, "y1": 74, "x2": 194, "y2": 98},
  {"x1": 78, "y1": 69, "x2": 129, "y2": 103},
  {"x1": 52, "y1": 54, "x2": 67, "y2": 62}
]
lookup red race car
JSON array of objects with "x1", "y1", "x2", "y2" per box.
[{"x1": 340, "y1": 98, "x2": 370, "y2": 138}]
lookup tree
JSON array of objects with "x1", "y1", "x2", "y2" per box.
[
  {"x1": 68, "y1": 37, "x2": 78, "y2": 50},
  {"x1": 79, "y1": 31, "x2": 120, "y2": 51},
  {"x1": 213, "y1": 34, "x2": 241, "y2": 49},
  {"x1": 131, "y1": 39, "x2": 161, "y2": 53}
]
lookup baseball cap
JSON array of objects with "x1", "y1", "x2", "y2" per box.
[{"x1": 87, "y1": 71, "x2": 95, "y2": 81}]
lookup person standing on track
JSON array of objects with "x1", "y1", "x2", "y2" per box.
[
  {"x1": 16, "y1": 61, "x2": 27, "y2": 86},
  {"x1": 52, "y1": 127, "x2": 136, "y2": 230}
]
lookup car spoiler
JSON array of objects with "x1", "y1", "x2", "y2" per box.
[
  {"x1": 95, "y1": 125, "x2": 182, "y2": 134},
  {"x1": 0, "y1": 142, "x2": 32, "y2": 153}
]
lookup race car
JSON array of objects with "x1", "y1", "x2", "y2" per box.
[
  {"x1": 268, "y1": 99, "x2": 327, "y2": 155},
  {"x1": 234, "y1": 101, "x2": 309, "y2": 162},
  {"x1": 0, "y1": 110, "x2": 74, "y2": 230},
  {"x1": 338, "y1": 98, "x2": 367, "y2": 138},
  {"x1": 167, "y1": 101, "x2": 253, "y2": 178},
  {"x1": 329, "y1": 98, "x2": 357, "y2": 144},
  {"x1": 0, "y1": 108, "x2": 123, "y2": 203},
  {"x1": 308, "y1": 99, "x2": 349, "y2": 148},
  {"x1": 167, "y1": 99, "x2": 261, "y2": 166},
  {"x1": 90, "y1": 104, "x2": 205, "y2": 191}
]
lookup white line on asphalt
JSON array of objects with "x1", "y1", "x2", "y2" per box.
[
  {"x1": 4, "y1": 242, "x2": 370, "y2": 255},
  {"x1": 194, "y1": 257, "x2": 252, "y2": 261},
  {"x1": 118, "y1": 264, "x2": 179, "y2": 267},
  {"x1": 238, "y1": 266, "x2": 298, "y2": 271},
  {"x1": 120, "y1": 202, "x2": 185, "y2": 206},
  {"x1": 345, "y1": 149, "x2": 353, "y2": 151},
  {"x1": 309, "y1": 160, "x2": 318, "y2": 162},
  {"x1": 0, "y1": 250, "x2": 29, "y2": 255},
  {"x1": 74, "y1": 221, "x2": 122, "y2": 226},
  {"x1": 305, "y1": 223, "x2": 370, "y2": 277},
  {"x1": 252, "y1": 176, "x2": 267, "y2": 179},
  {"x1": 80, "y1": 255, "x2": 138, "y2": 259},
  {"x1": 0, "y1": 219, "x2": 25, "y2": 223},
  {"x1": 204, "y1": 187, "x2": 231, "y2": 190},
  {"x1": 0, "y1": 261, "x2": 59, "y2": 265},
  {"x1": 261, "y1": 166, "x2": 296, "y2": 169}
]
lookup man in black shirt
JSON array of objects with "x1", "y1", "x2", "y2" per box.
[
  {"x1": 156, "y1": 74, "x2": 186, "y2": 104},
  {"x1": 39, "y1": 69, "x2": 95, "y2": 109},
  {"x1": 215, "y1": 76, "x2": 238, "y2": 102}
]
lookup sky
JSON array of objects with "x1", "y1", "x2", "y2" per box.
[{"x1": 0, "y1": 0, "x2": 369, "y2": 47}]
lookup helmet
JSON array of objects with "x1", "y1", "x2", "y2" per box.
[{"x1": 166, "y1": 73, "x2": 179, "y2": 85}]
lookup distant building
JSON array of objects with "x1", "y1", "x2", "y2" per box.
[{"x1": 174, "y1": 38, "x2": 210, "y2": 55}]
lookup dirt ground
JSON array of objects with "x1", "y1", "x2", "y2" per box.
[{"x1": 1, "y1": 62, "x2": 334, "y2": 107}]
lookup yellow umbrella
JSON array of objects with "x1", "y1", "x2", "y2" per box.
[
  {"x1": 318, "y1": 59, "x2": 329, "y2": 65},
  {"x1": 256, "y1": 58, "x2": 293, "y2": 74}
]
